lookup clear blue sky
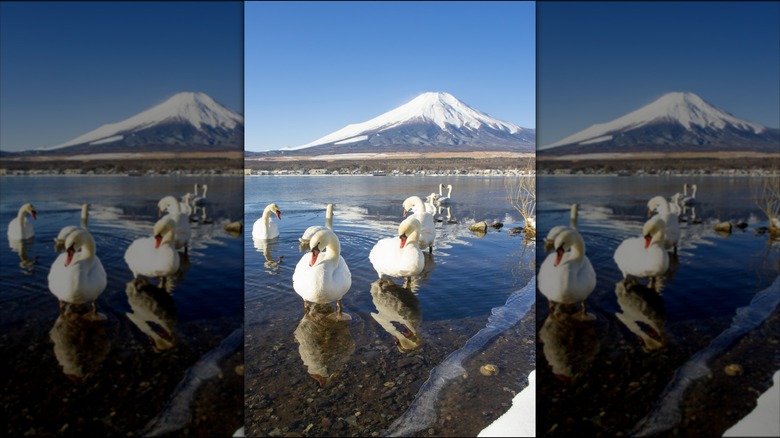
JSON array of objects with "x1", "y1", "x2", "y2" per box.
[
  {"x1": 245, "y1": 1, "x2": 536, "y2": 151},
  {"x1": 0, "y1": 2, "x2": 243, "y2": 152},
  {"x1": 537, "y1": 2, "x2": 780, "y2": 147}
]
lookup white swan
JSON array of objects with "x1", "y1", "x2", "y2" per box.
[
  {"x1": 158, "y1": 196, "x2": 191, "y2": 252},
  {"x1": 292, "y1": 229, "x2": 352, "y2": 320},
  {"x1": 614, "y1": 215, "x2": 669, "y2": 288},
  {"x1": 538, "y1": 228, "x2": 596, "y2": 320},
  {"x1": 179, "y1": 193, "x2": 194, "y2": 217},
  {"x1": 437, "y1": 184, "x2": 453, "y2": 205},
  {"x1": 647, "y1": 195, "x2": 680, "y2": 253},
  {"x1": 252, "y1": 203, "x2": 282, "y2": 240},
  {"x1": 544, "y1": 203, "x2": 579, "y2": 251},
  {"x1": 193, "y1": 184, "x2": 208, "y2": 206},
  {"x1": 55, "y1": 203, "x2": 89, "y2": 251},
  {"x1": 402, "y1": 196, "x2": 436, "y2": 251},
  {"x1": 369, "y1": 217, "x2": 425, "y2": 280},
  {"x1": 124, "y1": 216, "x2": 181, "y2": 286},
  {"x1": 48, "y1": 229, "x2": 107, "y2": 318},
  {"x1": 668, "y1": 193, "x2": 682, "y2": 216},
  {"x1": 300, "y1": 204, "x2": 334, "y2": 243},
  {"x1": 7, "y1": 203, "x2": 36, "y2": 241},
  {"x1": 424, "y1": 193, "x2": 438, "y2": 215},
  {"x1": 125, "y1": 217, "x2": 180, "y2": 283},
  {"x1": 682, "y1": 183, "x2": 697, "y2": 206}
]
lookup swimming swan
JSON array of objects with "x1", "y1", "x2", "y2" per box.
[
  {"x1": 293, "y1": 229, "x2": 352, "y2": 320},
  {"x1": 538, "y1": 228, "x2": 596, "y2": 320},
  {"x1": 253, "y1": 203, "x2": 282, "y2": 240},
  {"x1": 124, "y1": 216, "x2": 181, "y2": 287},
  {"x1": 369, "y1": 217, "x2": 425, "y2": 281},
  {"x1": 48, "y1": 229, "x2": 107, "y2": 319},
  {"x1": 647, "y1": 195, "x2": 680, "y2": 253},
  {"x1": 614, "y1": 215, "x2": 669, "y2": 288},
  {"x1": 437, "y1": 184, "x2": 453, "y2": 205},
  {"x1": 158, "y1": 196, "x2": 191, "y2": 252},
  {"x1": 8, "y1": 203, "x2": 37, "y2": 241},
  {"x1": 402, "y1": 196, "x2": 436, "y2": 251}
]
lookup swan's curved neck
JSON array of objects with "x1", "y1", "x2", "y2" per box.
[
  {"x1": 194, "y1": 184, "x2": 199, "y2": 196},
  {"x1": 81, "y1": 204, "x2": 89, "y2": 229},
  {"x1": 202, "y1": 185, "x2": 208, "y2": 198},
  {"x1": 17, "y1": 207, "x2": 26, "y2": 224},
  {"x1": 569, "y1": 204, "x2": 578, "y2": 229},
  {"x1": 404, "y1": 229, "x2": 420, "y2": 248},
  {"x1": 439, "y1": 184, "x2": 444, "y2": 196},
  {"x1": 691, "y1": 185, "x2": 697, "y2": 198},
  {"x1": 263, "y1": 205, "x2": 275, "y2": 223},
  {"x1": 447, "y1": 185, "x2": 452, "y2": 197}
]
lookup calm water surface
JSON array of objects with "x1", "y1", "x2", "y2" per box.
[
  {"x1": 244, "y1": 175, "x2": 535, "y2": 436},
  {"x1": 0, "y1": 175, "x2": 244, "y2": 436},
  {"x1": 536, "y1": 175, "x2": 780, "y2": 436}
]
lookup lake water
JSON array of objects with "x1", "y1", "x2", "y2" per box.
[
  {"x1": 0, "y1": 175, "x2": 244, "y2": 436},
  {"x1": 244, "y1": 175, "x2": 536, "y2": 436},
  {"x1": 535, "y1": 175, "x2": 780, "y2": 436}
]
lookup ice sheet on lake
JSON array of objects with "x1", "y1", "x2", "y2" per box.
[
  {"x1": 631, "y1": 276, "x2": 780, "y2": 436},
  {"x1": 141, "y1": 327, "x2": 243, "y2": 436},
  {"x1": 383, "y1": 278, "x2": 536, "y2": 437}
]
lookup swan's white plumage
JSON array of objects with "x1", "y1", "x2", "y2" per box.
[
  {"x1": 402, "y1": 196, "x2": 436, "y2": 250},
  {"x1": 437, "y1": 184, "x2": 453, "y2": 205},
  {"x1": 158, "y1": 196, "x2": 191, "y2": 250},
  {"x1": 7, "y1": 203, "x2": 36, "y2": 241},
  {"x1": 253, "y1": 203, "x2": 281, "y2": 240},
  {"x1": 647, "y1": 195, "x2": 680, "y2": 252},
  {"x1": 124, "y1": 216, "x2": 180, "y2": 279},
  {"x1": 48, "y1": 229, "x2": 106, "y2": 305},
  {"x1": 538, "y1": 229, "x2": 596, "y2": 306},
  {"x1": 293, "y1": 229, "x2": 351, "y2": 306},
  {"x1": 369, "y1": 217, "x2": 425, "y2": 279},
  {"x1": 614, "y1": 216, "x2": 669, "y2": 279}
]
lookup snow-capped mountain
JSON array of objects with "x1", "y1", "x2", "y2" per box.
[
  {"x1": 36, "y1": 92, "x2": 243, "y2": 154},
  {"x1": 539, "y1": 92, "x2": 779, "y2": 154},
  {"x1": 281, "y1": 92, "x2": 535, "y2": 154}
]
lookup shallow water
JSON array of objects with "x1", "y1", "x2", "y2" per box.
[
  {"x1": 535, "y1": 175, "x2": 780, "y2": 436},
  {"x1": 244, "y1": 175, "x2": 535, "y2": 436},
  {"x1": 0, "y1": 175, "x2": 244, "y2": 436}
]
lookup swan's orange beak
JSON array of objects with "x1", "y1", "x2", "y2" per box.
[
  {"x1": 400, "y1": 234, "x2": 408, "y2": 248},
  {"x1": 31, "y1": 210, "x2": 37, "y2": 220},
  {"x1": 647, "y1": 209, "x2": 652, "y2": 217},
  {"x1": 644, "y1": 235, "x2": 652, "y2": 249},
  {"x1": 309, "y1": 245, "x2": 320, "y2": 266},
  {"x1": 554, "y1": 247, "x2": 564, "y2": 267},
  {"x1": 276, "y1": 211, "x2": 282, "y2": 220},
  {"x1": 155, "y1": 234, "x2": 162, "y2": 249},
  {"x1": 403, "y1": 209, "x2": 408, "y2": 218},
  {"x1": 65, "y1": 247, "x2": 75, "y2": 267},
  {"x1": 158, "y1": 208, "x2": 163, "y2": 218}
]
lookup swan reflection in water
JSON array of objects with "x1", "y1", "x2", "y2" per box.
[
  {"x1": 614, "y1": 278, "x2": 667, "y2": 352},
  {"x1": 254, "y1": 237, "x2": 282, "y2": 275},
  {"x1": 49, "y1": 311, "x2": 111, "y2": 383},
  {"x1": 539, "y1": 311, "x2": 600, "y2": 385},
  {"x1": 125, "y1": 278, "x2": 177, "y2": 352},
  {"x1": 293, "y1": 306, "x2": 355, "y2": 388},
  {"x1": 370, "y1": 278, "x2": 423, "y2": 353},
  {"x1": 8, "y1": 238, "x2": 36, "y2": 274}
]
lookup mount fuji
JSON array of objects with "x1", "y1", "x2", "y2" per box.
[
  {"x1": 539, "y1": 92, "x2": 779, "y2": 155},
  {"x1": 276, "y1": 92, "x2": 535, "y2": 154},
  {"x1": 32, "y1": 92, "x2": 243, "y2": 155}
]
